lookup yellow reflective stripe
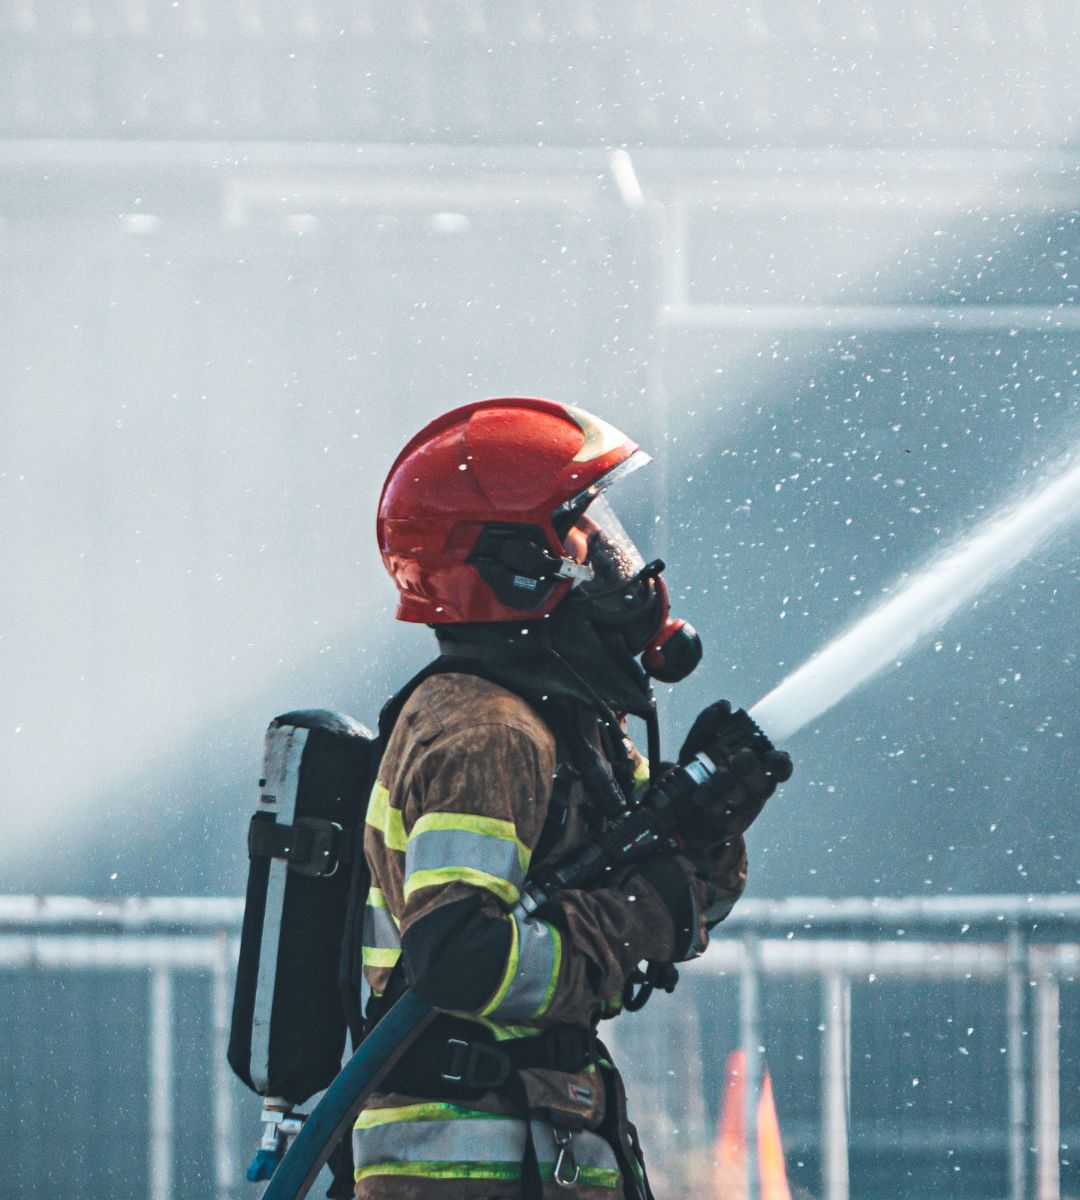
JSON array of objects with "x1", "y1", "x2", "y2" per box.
[
  {"x1": 365, "y1": 782, "x2": 406, "y2": 852},
  {"x1": 403, "y1": 866, "x2": 520, "y2": 906},
  {"x1": 355, "y1": 1162, "x2": 521, "y2": 1183},
  {"x1": 480, "y1": 913, "x2": 520, "y2": 1018},
  {"x1": 355, "y1": 1162, "x2": 620, "y2": 1187},
  {"x1": 354, "y1": 1102, "x2": 504, "y2": 1130},
  {"x1": 406, "y1": 829, "x2": 526, "y2": 896},
  {"x1": 600, "y1": 991, "x2": 624, "y2": 1018},
  {"x1": 493, "y1": 1024, "x2": 539, "y2": 1040},
  {"x1": 410, "y1": 811, "x2": 531, "y2": 876},
  {"x1": 362, "y1": 946, "x2": 401, "y2": 968},
  {"x1": 564, "y1": 1166, "x2": 622, "y2": 1188},
  {"x1": 533, "y1": 924, "x2": 563, "y2": 1019},
  {"x1": 444, "y1": 1012, "x2": 541, "y2": 1042}
]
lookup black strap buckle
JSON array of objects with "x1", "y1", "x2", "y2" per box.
[
  {"x1": 290, "y1": 818, "x2": 345, "y2": 877},
  {"x1": 622, "y1": 960, "x2": 679, "y2": 1012},
  {"x1": 440, "y1": 1038, "x2": 512, "y2": 1090},
  {"x1": 247, "y1": 815, "x2": 350, "y2": 878}
]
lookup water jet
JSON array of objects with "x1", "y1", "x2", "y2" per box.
[{"x1": 749, "y1": 451, "x2": 1080, "y2": 741}]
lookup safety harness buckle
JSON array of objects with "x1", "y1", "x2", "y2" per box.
[
  {"x1": 440, "y1": 1039, "x2": 512, "y2": 1090},
  {"x1": 246, "y1": 814, "x2": 350, "y2": 878}
]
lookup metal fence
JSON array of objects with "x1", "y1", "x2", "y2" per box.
[
  {"x1": 611, "y1": 896, "x2": 1080, "y2": 1200},
  {"x1": 1, "y1": 895, "x2": 1076, "y2": 1200},
  {"x1": 0, "y1": 897, "x2": 243, "y2": 1200}
]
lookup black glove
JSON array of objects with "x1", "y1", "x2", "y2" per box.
[
  {"x1": 677, "y1": 700, "x2": 793, "y2": 841},
  {"x1": 633, "y1": 855, "x2": 711, "y2": 962}
]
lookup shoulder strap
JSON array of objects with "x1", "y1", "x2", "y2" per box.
[
  {"x1": 377, "y1": 651, "x2": 556, "y2": 738},
  {"x1": 379, "y1": 649, "x2": 569, "y2": 746},
  {"x1": 378, "y1": 652, "x2": 630, "y2": 841},
  {"x1": 377, "y1": 656, "x2": 460, "y2": 743}
]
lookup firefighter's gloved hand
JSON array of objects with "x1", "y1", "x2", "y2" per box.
[
  {"x1": 677, "y1": 700, "x2": 793, "y2": 842},
  {"x1": 630, "y1": 854, "x2": 713, "y2": 962}
]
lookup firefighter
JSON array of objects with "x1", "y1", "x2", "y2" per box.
[{"x1": 356, "y1": 397, "x2": 790, "y2": 1199}]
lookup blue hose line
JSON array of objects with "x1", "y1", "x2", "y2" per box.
[
  {"x1": 246, "y1": 1147, "x2": 283, "y2": 1182},
  {"x1": 262, "y1": 989, "x2": 436, "y2": 1200}
]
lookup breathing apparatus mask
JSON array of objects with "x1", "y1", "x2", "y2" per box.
[{"x1": 555, "y1": 491, "x2": 703, "y2": 685}]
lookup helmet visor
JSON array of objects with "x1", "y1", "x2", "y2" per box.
[
  {"x1": 562, "y1": 492, "x2": 647, "y2": 602},
  {"x1": 554, "y1": 448, "x2": 652, "y2": 528}
]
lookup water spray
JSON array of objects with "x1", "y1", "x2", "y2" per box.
[{"x1": 749, "y1": 451, "x2": 1080, "y2": 742}]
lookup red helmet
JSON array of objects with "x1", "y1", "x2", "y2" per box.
[{"x1": 378, "y1": 397, "x2": 649, "y2": 624}]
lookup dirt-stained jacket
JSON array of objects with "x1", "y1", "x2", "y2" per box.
[{"x1": 354, "y1": 672, "x2": 747, "y2": 1199}]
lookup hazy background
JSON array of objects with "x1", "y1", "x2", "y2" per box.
[
  {"x1": 2, "y1": 7, "x2": 1080, "y2": 1198},
  {"x1": 3, "y1": 2, "x2": 1079, "y2": 904}
]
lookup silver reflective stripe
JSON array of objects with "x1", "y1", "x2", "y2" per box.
[
  {"x1": 359, "y1": 970, "x2": 372, "y2": 1019},
  {"x1": 353, "y1": 1116, "x2": 619, "y2": 1174},
  {"x1": 487, "y1": 910, "x2": 558, "y2": 1021},
  {"x1": 405, "y1": 828, "x2": 525, "y2": 892},
  {"x1": 362, "y1": 903, "x2": 401, "y2": 951},
  {"x1": 251, "y1": 723, "x2": 309, "y2": 1093}
]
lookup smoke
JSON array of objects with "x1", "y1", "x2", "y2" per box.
[{"x1": 750, "y1": 450, "x2": 1080, "y2": 741}]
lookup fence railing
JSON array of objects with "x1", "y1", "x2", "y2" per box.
[
  {"x1": 701, "y1": 896, "x2": 1080, "y2": 1200},
  {"x1": 0, "y1": 897, "x2": 243, "y2": 1200},
  {"x1": 1, "y1": 894, "x2": 1075, "y2": 1200}
]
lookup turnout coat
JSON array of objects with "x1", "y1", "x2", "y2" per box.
[{"x1": 354, "y1": 671, "x2": 747, "y2": 1199}]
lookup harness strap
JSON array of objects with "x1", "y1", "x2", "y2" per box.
[
  {"x1": 382, "y1": 1016, "x2": 600, "y2": 1100},
  {"x1": 370, "y1": 1003, "x2": 601, "y2": 1200},
  {"x1": 594, "y1": 1042, "x2": 656, "y2": 1200},
  {"x1": 507, "y1": 1071, "x2": 544, "y2": 1200},
  {"x1": 532, "y1": 760, "x2": 577, "y2": 862}
]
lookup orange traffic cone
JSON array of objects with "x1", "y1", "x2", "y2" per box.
[{"x1": 712, "y1": 1050, "x2": 791, "y2": 1200}]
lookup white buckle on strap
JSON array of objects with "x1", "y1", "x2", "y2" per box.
[{"x1": 555, "y1": 558, "x2": 594, "y2": 587}]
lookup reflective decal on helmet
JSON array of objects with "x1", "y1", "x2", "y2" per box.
[{"x1": 565, "y1": 404, "x2": 637, "y2": 463}]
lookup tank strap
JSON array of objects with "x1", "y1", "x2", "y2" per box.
[
  {"x1": 593, "y1": 1042, "x2": 656, "y2": 1200},
  {"x1": 247, "y1": 813, "x2": 353, "y2": 878}
]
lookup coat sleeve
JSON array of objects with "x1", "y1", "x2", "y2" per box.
[{"x1": 396, "y1": 721, "x2": 699, "y2": 1027}]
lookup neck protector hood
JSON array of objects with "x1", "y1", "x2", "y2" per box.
[{"x1": 435, "y1": 615, "x2": 655, "y2": 723}]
